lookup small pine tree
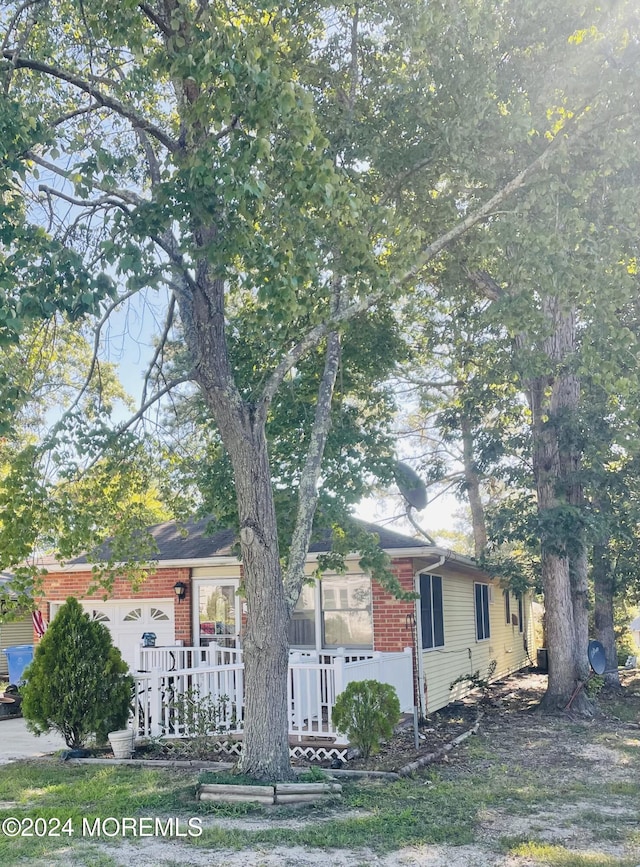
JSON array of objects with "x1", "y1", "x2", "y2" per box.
[
  {"x1": 332, "y1": 679, "x2": 401, "y2": 758},
  {"x1": 21, "y1": 597, "x2": 133, "y2": 748}
]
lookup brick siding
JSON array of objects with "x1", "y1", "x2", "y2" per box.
[
  {"x1": 38, "y1": 556, "x2": 420, "y2": 654},
  {"x1": 372, "y1": 557, "x2": 416, "y2": 653},
  {"x1": 36, "y1": 567, "x2": 192, "y2": 644}
]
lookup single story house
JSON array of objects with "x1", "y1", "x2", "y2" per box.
[{"x1": 35, "y1": 518, "x2": 535, "y2": 716}]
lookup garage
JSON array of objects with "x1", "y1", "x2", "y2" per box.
[{"x1": 52, "y1": 599, "x2": 176, "y2": 671}]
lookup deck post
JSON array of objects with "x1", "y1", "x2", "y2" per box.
[{"x1": 150, "y1": 669, "x2": 163, "y2": 737}]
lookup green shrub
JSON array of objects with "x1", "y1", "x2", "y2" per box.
[
  {"x1": 331, "y1": 679, "x2": 400, "y2": 758},
  {"x1": 21, "y1": 597, "x2": 133, "y2": 748},
  {"x1": 172, "y1": 688, "x2": 237, "y2": 757}
]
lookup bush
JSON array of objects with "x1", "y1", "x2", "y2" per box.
[
  {"x1": 331, "y1": 679, "x2": 400, "y2": 758},
  {"x1": 21, "y1": 597, "x2": 133, "y2": 748}
]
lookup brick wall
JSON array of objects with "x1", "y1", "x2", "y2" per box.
[
  {"x1": 372, "y1": 557, "x2": 416, "y2": 653},
  {"x1": 36, "y1": 567, "x2": 192, "y2": 645},
  {"x1": 38, "y1": 557, "x2": 420, "y2": 654}
]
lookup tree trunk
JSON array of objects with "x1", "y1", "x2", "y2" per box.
[
  {"x1": 539, "y1": 550, "x2": 581, "y2": 707},
  {"x1": 570, "y1": 546, "x2": 591, "y2": 683},
  {"x1": 534, "y1": 412, "x2": 589, "y2": 711},
  {"x1": 460, "y1": 413, "x2": 487, "y2": 558},
  {"x1": 593, "y1": 540, "x2": 621, "y2": 688},
  {"x1": 526, "y1": 299, "x2": 592, "y2": 714},
  {"x1": 225, "y1": 422, "x2": 293, "y2": 780},
  {"x1": 184, "y1": 268, "x2": 295, "y2": 780}
]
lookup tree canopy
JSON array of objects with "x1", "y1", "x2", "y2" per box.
[{"x1": 2, "y1": 0, "x2": 640, "y2": 774}]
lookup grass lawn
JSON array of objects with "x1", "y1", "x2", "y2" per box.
[{"x1": 1, "y1": 673, "x2": 639, "y2": 866}]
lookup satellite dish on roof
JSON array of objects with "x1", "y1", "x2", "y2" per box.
[
  {"x1": 588, "y1": 639, "x2": 607, "y2": 675},
  {"x1": 394, "y1": 462, "x2": 428, "y2": 511}
]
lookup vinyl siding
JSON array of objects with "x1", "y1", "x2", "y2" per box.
[
  {"x1": 0, "y1": 619, "x2": 34, "y2": 677},
  {"x1": 421, "y1": 574, "x2": 535, "y2": 714}
]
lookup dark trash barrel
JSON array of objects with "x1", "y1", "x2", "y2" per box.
[
  {"x1": 2, "y1": 645, "x2": 34, "y2": 685},
  {"x1": 537, "y1": 648, "x2": 548, "y2": 673}
]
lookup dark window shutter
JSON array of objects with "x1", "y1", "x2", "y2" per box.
[
  {"x1": 432, "y1": 576, "x2": 444, "y2": 647},
  {"x1": 475, "y1": 584, "x2": 483, "y2": 640},
  {"x1": 482, "y1": 586, "x2": 490, "y2": 639},
  {"x1": 420, "y1": 574, "x2": 433, "y2": 649}
]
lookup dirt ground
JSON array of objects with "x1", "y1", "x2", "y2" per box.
[{"x1": 45, "y1": 670, "x2": 640, "y2": 865}]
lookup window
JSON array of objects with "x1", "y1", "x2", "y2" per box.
[
  {"x1": 517, "y1": 594, "x2": 524, "y2": 634},
  {"x1": 504, "y1": 590, "x2": 511, "y2": 626},
  {"x1": 321, "y1": 574, "x2": 372, "y2": 648},
  {"x1": 288, "y1": 583, "x2": 316, "y2": 648},
  {"x1": 475, "y1": 583, "x2": 491, "y2": 641},
  {"x1": 420, "y1": 574, "x2": 444, "y2": 649},
  {"x1": 198, "y1": 583, "x2": 238, "y2": 647}
]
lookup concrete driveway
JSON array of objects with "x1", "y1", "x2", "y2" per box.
[{"x1": 0, "y1": 717, "x2": 66, "y2": 764}]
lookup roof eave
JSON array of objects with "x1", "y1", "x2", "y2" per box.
[{"x1": 36, "y1": 546, "x2": 484, "y2": 574}]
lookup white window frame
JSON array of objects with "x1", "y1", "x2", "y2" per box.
[{"x1": 191, "y1": 577, "x2": 241, "y2": 648}]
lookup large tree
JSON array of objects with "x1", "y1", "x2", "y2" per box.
[
  {"x1": 2, "y1": 0, "x2": 635, "y2": 775},
  {"x1": 391, "y1": 2, "x2": 640, "y2": 710}
]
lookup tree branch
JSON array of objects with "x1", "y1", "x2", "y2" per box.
[
  {"x1": 3, "y1": 51, "x2": 179, "y2": 153},
  {"x1": 115, "y1": 374, "x2": 193, "y2": 437},
  {"x1": 402, "y1": 374, "x2": 458, "y2": 390},
  {"x1": 38, "y1": 184, "x2": 132, "y2": 214},
  {"x1": 141, "y1": 295, "x2": 176, "y2": 408},
  {"x1": 45, "y1": 287, "x2": 145, "y2": 438},
  {"x1": 50, "y1": 101, "x2": 102, "y2": 127},
  {"x1": 136, "y1": 128, "x2": 162, "y2": 187},
  {"x1": 259, "y1": 129, "x2": 569, "y2": 408},
  {"x1": 283, "y1": 325, "x2": 342, "y2": 609},
  {"x1": 78, "y1": 374, "x2": 194, "y2": 474},
  {"x1": 464, "y1": 268, "x2": 504, "y2": 301},
  {"x1": 1, "y1": 0, "x2": 44, "y2": 54},
  {"x1": 26, "y1": 151, "x2": 146, "y2": 208},
  {"x1": 138, "y1": 1, "x2": 172, "y2": 37}
]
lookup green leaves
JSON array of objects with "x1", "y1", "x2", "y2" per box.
[{"x1": 21, "y1": 597, "x2": 133, "y2": 747}]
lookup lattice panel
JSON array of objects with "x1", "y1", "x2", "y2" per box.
[
  {"x1": 206, "y1": 740, "x2": 348, "y2": 763},
  {"x1": 289, "y1": 745, "x2": 348, "y2": 762},
  {"x1": 210, "y1": 740, "x2": 243, "y2": 757}
]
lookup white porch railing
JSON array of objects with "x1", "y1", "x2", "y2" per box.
[
  {"x1": 133, "y1": 660, "x2": 244, "y2": 739},
  {"x1": 132, "y1": 644, "x2": 413, "y2": 745},
  {"x1": 134, "y1": 643, "x2": 242, "y2": 672}
]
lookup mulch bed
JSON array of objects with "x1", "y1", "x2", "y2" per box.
[
  {"x1": 127, "y1": 677, "x2": 492, "y2": 773},
  {"x1": 98, "y1": 669, "x2": 640, "y2": 773}
]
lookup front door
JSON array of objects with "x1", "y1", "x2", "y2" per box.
[{"x1": 194, "y1": 580, "x2": 241, "y2": 648}]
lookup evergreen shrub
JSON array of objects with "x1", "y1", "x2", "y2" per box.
[
  {"x1": 21, "y1": 597, "x2": 133, "y2": 748},
  {"x1": 332, "y1": 679, "x2": 400, "y2": 758}
]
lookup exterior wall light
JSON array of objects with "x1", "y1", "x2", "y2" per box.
[{"x1": 173, "y1": 581, "x2": 187, "y2": 603}]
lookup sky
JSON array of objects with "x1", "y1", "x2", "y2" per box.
[{"x1": 93, "y1": 287, "x2": 462, "y2": 540}]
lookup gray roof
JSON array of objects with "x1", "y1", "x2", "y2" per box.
[
  {"x1": 630, "y1": 615, "x2": 640, "y2": 632},
  {"x1": 43, "y1": 517, "x2": 434, "y2": 566}
]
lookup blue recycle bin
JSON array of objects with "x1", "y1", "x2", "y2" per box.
[{"x1": 2, "y1": 645, "x2": 34, "y2": 685}]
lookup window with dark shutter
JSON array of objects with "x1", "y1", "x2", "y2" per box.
[
  {"x1": 518, "y1": 594, "x2": 524, "y2": 634},
  {"x1": 420, "y1": 574, "x2": 444, "y2": 650}
]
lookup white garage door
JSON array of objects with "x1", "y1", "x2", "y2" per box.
[{"x1": 79, "y1": 599, "x2": 175, "y2": 671}]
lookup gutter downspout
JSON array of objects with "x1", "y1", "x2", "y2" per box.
[{"x1": 415, "y1": 553, "x2": 448, "y2": 718}]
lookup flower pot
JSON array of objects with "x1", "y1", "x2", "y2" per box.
[{"x1": 108, "y1": 729, "x2": 135, "y2": 759}]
